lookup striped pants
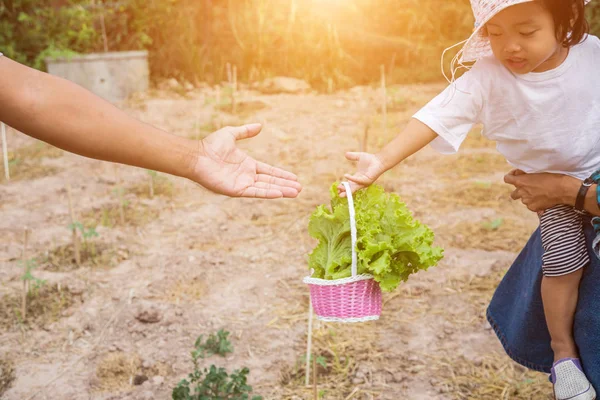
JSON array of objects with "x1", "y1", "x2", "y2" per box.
[{"x1": 540, "y1": 205, "x2": 590, "y2": 277}]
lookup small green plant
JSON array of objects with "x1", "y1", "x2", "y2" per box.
[
  {"x1": 300, "y1": 354, "x2": 327, "y2": 370},
  {"x1": 172, "y1": 330, "x2": 261, "y2": 400},
  {"x1": 193, "y1": 329, "x2": 234, "y2": 359},
  {"x1": 172, "y1": 365, "x2": 261, "y2": 400},
  {"x1": 68, "y1": 222, "x2": 99, "y2": 259},
  {"x1": 474, "y1": 181, "x2": 493, "y2": 189},
  {"x1": 18, "y1": 258, "x2": 46, "y2": 292},
  {"x1": 482, "y1": 218, "x2": 504, "y2": 231},
  {"x1": 17, "y1": 257, "x2": 46, "y2": 320}
]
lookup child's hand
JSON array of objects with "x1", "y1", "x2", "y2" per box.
[{"x1": 338, "y1": 152, "x2": 387, "y2": 197}]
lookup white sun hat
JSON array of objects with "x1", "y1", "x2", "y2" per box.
[{"x1": 443, "y1": 0, "x2": 592, "y2": 82}]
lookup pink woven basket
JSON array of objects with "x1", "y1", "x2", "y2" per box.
[{"x1": 303, "y1": 182, "x2": 382, "y2": 323}]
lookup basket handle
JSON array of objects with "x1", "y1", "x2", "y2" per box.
[{"x1": 341, "y1": 182, "x2": 358, "y2": 277}]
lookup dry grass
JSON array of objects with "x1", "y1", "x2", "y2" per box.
[
  {"x1": 44, "y1": 242, "x2": 129, "y2": 271},
  {"x1": 144, "y1": 361, "x2": 172, "y2": 379},
  {"x1": 9, "y1": 140, "x2": 63, "y2": 160},
  {"x1": 446, "y1": 267, "x2": 507, "y2": 302},
  {"x1": 0, "y1": 358, "x2": 15, "y2": 397},
  {"x1": 216, "y1": 99, "x2": 269, "y2": 118},
  {"x1": 189, "y1": 112, "x2": 242, "y2": 141},
  {"x1": 462, "y1": 126, "x2": 496, "y2": 150},
  {"x1": 277, "y1": 325, "x2": 386, "y2": 399},
  {"x1": 437, "y1": 263, "x2": 510, "y2": 328},
  {"x1": 128, "y1": 173, "x2": 175, "y2": 199},
  {"x1": 0, "y1": 283, "x2": 75, "y2": 330},
  {"x1": 162, "y1": 276, "x2": 206, "y2": 304},
  {"x1": 95, "y1": 352, "x2": 142, "y2": 392},
  {"x1": 94, "y1": 352, "x2": 172, "y2": 392},
  {"x1": 1, "y1": 141, "x2": 63, "y2": 182},
  {"x1": 430, "y1": 181, "x2": 516, "y2": 211},
  {"x1": 3, "y1": 164, "x2": 60, "y2": 182},
  {"x1": 81, "y1": 202, "x2": 160, "y2": 228},
  {"x1": 439, "y1": 217, "x2": 537, "y2": 252},
  {"x1": 363, "y1": 111, "x2": 412, "y2": 150},
  {"x1": 431, "y1": 353, "x2": 552, "y2": 400}
]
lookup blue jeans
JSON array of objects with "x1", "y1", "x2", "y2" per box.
[{"x1": 487, "y1": 215, "x2": 600, "y2": 388}]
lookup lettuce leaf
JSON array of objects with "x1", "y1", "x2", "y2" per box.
[{"x1": 307, "y1": 183, "x2": 443, "y2": 292}]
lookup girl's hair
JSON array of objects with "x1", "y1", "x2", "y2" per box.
[{"x1": 541, "y1": 0, "x2": 589, "y2": 47}]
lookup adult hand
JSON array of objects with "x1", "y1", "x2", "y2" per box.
[
  {"x1": 504, "y1": 169, "x2": 578, "y2": 212},
  {"x1": 192, "y1": 123, "x2": 302, "y2": 199}
]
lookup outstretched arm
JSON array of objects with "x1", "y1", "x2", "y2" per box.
[{"x1": 0, "y1": 56, "x2": 301, "y2": 198}]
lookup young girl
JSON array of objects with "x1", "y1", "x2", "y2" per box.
[{"x1": 340, "y1": 0, "x2": 599, "y2": 399}]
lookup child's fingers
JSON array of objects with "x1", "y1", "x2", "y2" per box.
[
  {"x1": 337, "y1": 182, "x2": 360, "y2": 198},
  {"x1": 344, "y1": 173, "x2": 371, "y2": 185},
  {"x1": 345, "y1": 152, "x2": 361, "y2": 162}
]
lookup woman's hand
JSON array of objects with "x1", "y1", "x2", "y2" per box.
[
  {"x1": 192, "y1": 124, "x2": 302, "y2": 199},
  {"x1": 504, "y1": 169, "x2": 579, "y2": 212}
]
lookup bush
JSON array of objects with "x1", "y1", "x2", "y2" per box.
[
  {"x1": 0, "y1": 0, "x2": 167, "y2": 69},
  {"x1": 2, "y1": 0, "x2": 599, "y2": 88}
]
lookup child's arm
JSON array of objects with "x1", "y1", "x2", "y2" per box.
[
  {"x1": 0, "y1": 56, "x2": 301, "y2": 198},
  {"x1": 339, "y1": 118, "x2": 438, "y2": 196}
]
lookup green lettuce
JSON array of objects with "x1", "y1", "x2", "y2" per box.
[{"x1": 308, "y1": 183, "x2": 443, "y2": 292}]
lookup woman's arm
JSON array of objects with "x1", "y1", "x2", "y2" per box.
[
  {"x1": 0, "y1": 56, "x2": 196, "y2": 178},
  {"x1": 0, "y1": 56, "x2": 301, "y2": 198},
  {"x1": 504, "y1": 170, "x2": 600, "y2": 216}
]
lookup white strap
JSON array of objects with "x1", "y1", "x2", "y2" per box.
[{"x1": 342, "y1": 182, "x2": 358, "y2": 277}]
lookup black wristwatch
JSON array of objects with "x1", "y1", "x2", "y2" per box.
[{"x1": 575, "y1": 177, "x2": 594, "y2": 214}]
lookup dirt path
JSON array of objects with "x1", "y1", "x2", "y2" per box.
[{"x1": 0, "y1": 84, "x2": 550, "y2": 399}]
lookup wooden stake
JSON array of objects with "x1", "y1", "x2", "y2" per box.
[
  {"x1": 233, "y1": 65, "x2": 238, "y2": 91},
  {"x1": 389, "y1": 52, "x2": 397, "y2": 85},
  {"x1": 232, "y1": 65, "x2": 237, "y2": 114},
  {"x1": 67, "y1": 184, "x2": 81, "y2": 266},
  {"x1": 344, "y1": 387, "x2": 360, "y2": 400},
  {"x1": 21, "y1": 227, "x2": 30, "y2": 320},
  {"x1": 149, "y1": 173, "x2": 154, "y2": 198},
  {"x1": 216, "y1": 86, "x2": 221, "y2": 106},
  {"x1": 380, "y1": 65, "x2": 387, "y2": 137},
  {"x1": 327, "y1": 77, "x2": 333, "y2": 94},
  {"x1": 313, "y1": 354, "x2": 318, "y2": 400},
  {"x1": 115, "y1": 166, "x2": 125, "y2": 225},
  {"x1": 226, "y1": 63, "x2": 232, "y2": 84},
  {"x1": 1, "y1": 122, "x2": 9, "y2": 181},
  {"x1": 305, "y1": 298, "x2": 314, "y2": 386},
  {"x1": 99, "y1": 9, "x2": 109, "y2": 52}
]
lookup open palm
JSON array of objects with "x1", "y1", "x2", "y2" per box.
[{"x1": 191, "y1": 124, "x2": 301, "y2": 198}]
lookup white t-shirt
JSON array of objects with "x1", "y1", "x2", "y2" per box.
[{"x1": 414, "y1": 35, "x2": 600, "y2": 180}]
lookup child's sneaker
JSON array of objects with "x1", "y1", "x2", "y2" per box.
[{"x1": 551, "y1": 358, "x2": 596, "y2": 400}]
